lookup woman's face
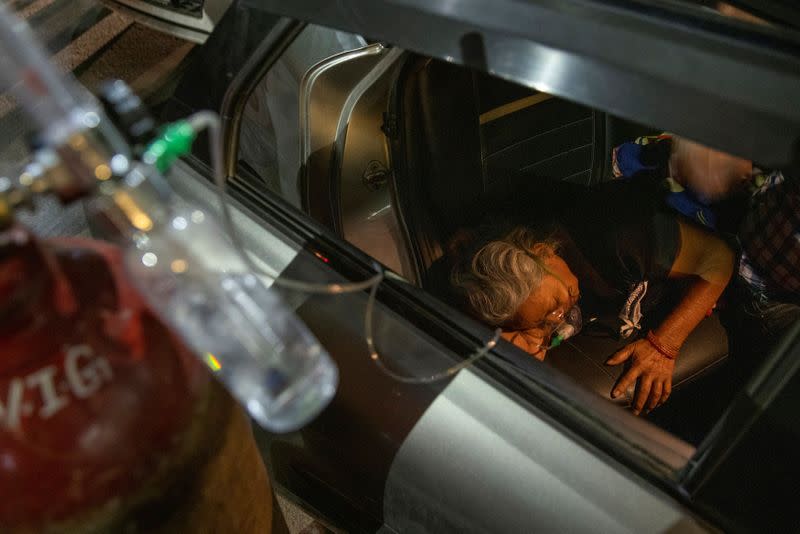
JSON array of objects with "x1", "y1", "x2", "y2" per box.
[{"x1": 512, "y1": 253, "x2": 579, "y2": 332}]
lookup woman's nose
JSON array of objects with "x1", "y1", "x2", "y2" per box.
[{"x1": 566, "y1": 282, "x2": 579, "y2": 306}]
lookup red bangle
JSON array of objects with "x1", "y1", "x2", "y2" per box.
[{"x1": 646, "y1": 331, "x2": 679, "y2": 360}]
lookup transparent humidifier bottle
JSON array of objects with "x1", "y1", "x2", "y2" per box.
[{"x1": 120, "y1": 192, "x2": 338, "y2": 433}]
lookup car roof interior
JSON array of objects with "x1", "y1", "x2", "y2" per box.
[{"x1": 390, "y1": 54, "x2": 731, "y2": 443}]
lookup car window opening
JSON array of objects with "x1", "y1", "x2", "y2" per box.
[{"x1": 238, "y1": 26, "x2": 798, "y2": 450}]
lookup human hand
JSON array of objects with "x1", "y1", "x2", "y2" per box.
[
  {"x1": 606, "y1": 339, "x2": 675, "y2": 415},
  {"x1": 669, "y1": 136, "x2": 752, "y2": 202},
  {"x1": 501, "y1": 328, "x2": 547, "y2": 360}
]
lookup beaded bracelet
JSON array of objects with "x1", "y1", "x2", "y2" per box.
[{"x1": 646, "y1": 330, "x2": 679, "y2": 360}]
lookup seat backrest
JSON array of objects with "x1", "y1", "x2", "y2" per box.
[
  {"x1": 393, "y1": 57, "x2": 485, "y2": 283},
  {"x1": 393, "y1": 56, "x2": 602, "y2": 286}
]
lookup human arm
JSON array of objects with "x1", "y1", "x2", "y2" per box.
[
  {"x1": 668, "y1": 135, "x2": 753, "y2": 202},
  {"x1": 607, "y1": 220, "x2": 734, "y2": 414}
]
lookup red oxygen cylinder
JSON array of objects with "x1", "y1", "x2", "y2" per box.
[{"x1": 0, "y1": 225, "x2": 212, "y2": 530}]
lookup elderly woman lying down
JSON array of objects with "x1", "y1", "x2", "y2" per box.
[{"x1": 445, "y1": 180, "x2": 734, "y2": 415}]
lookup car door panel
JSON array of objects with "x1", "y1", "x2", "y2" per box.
[{"x1": 383, "y1": 370, "x2": 711, "y2": 533}]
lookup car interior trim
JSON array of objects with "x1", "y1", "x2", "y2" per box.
[
  {"x1": 298, "y1": 42, "x2": 386, "y2": 155},
  {"x1": 479, "y1": 93, "x2": 553, "y2": 125}
]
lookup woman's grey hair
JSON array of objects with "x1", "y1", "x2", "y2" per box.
[{"x1": 450, "y1": 226, "x2": 556, "y2": 327}]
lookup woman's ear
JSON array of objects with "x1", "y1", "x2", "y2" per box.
[{"x1": 447, "y1": 228, "x2": 476, "y2": 256}]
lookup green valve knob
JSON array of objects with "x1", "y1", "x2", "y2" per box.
[{"x1": 143, "y1": 121, "x2": 197, "y2": 173}]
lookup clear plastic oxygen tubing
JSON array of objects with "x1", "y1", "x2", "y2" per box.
[
  {"x1": 364, "y1": 276, "x2": 501, "y2": 383},
  {"x1": 186, "y1": 111, "x2": 501, "y2": 383}
]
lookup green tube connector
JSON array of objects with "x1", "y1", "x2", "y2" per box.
[{"x1": 143, "y1": 120, "x2": 197, "y2": 173}]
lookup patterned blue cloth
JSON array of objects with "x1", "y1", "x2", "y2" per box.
[
  {"x1": 664, "y1": 188, "x2": 717, "y2": 229},
  {"x1": 613, "y1": 142, "x2": 657, "y2": 177}
]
